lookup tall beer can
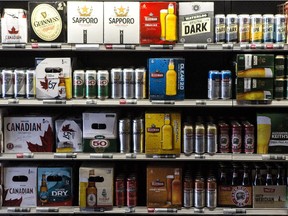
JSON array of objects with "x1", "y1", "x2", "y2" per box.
[
  {"x1": 111, "y1": 68, "x2": 123, "y2": 99},
  {"x1": 221, "y1": 70, "x2": 232, "y2": 99},
  {"x1": 119, "y1": 118, "x2": 131, "y2": 153},
  {"x1": 2, "y1": 69, "x2": 14, "y2": 98},
  {"x1": 132, "y1": 118, "x2": 144, "y2": 153},
  {"x1": 206, "y1": 123, "x2": 217, "y2": 154},
  {"x1": 97, "y1": 70, "x2": 109, "y2": 100},
  {"x1": 195, "y1": 123, "x2": 205, "y2": 154},
  {"x1": 226, "y1": 14, "x2": 238, "y2": 43},
  {"x1": 214, "y1": 14, "x2": 226, "y2": 43},
  {"x1": 73, "y1": 70, "x2": 85, "y2": 99},
  {"x1": 263, "y1": 14, "x2": 274, "y2": 43},
  {"x1": 135, "y1": 68, "x2": 146, "y2": 99},
  {"x1": 218, "y1": 122, "x2": 230, "y2": 153},
  {"x1": 231, "y1": 121, "x2": 242, "y2": 153},
  {"x1": 274, "y1": 14, "x2": 286, "y2": 43},
  {"x1": 123, "y1": 68, "x2": 135, "y2": 99},
  {"x1": 127, "y1": 174, "x2": 137, "y2": 207},
  {"x1": 238, "y1": 14, "x2": 250, "y2": 43},
  {"x1": 115, "y1": 174, "x2": 126, "y2": 207},
  {"x1": 183, "y1": 124, "x2": 194, "y2": 155},
  {"x1": 208, "y1": 70, "x2": 220, "y2": 100},
  {"x1": 85, "y1": 70, "x2": 97, "y2": 99},
  {"x1": 14, "y1": 69, "x2": 26, "y2": 98},
  {"x1": 206, "y1": 177, "x2": 217, "y2": 210},
  {"x1": 183, "y1": 171, "x2": 193, "y2": 208},
  {"x1": 194, "y1": 176, "x2": 205, "y2": 210},
  {"x1": 242, "y1": 121, "x2": 255, "y2": 154},
  {"x1": 26, "y1": 69, "x2": 35, "y2": 99},
  {"x1": 250, "y1": 14, "x2": 263, "y2": 43}
]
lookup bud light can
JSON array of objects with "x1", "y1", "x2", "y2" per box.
[
  {"x1": 221, "y1": 70, "x2": 232, "y2": 99},
  {"x1": 97, "y1": 70, "x2": 109, "y2": 100},
  {"x1": 111, "y1": 68, "x2": 123, "y2": 99},
  {"x1": 208, "y1": 70, "x2": 220, "y2": 100},
  {"x1": 85, "y1": 70, "x2": 97, "y2": 99},
  {"x1": 73, "y1": 70, "x2": 85, "y2": 99}
]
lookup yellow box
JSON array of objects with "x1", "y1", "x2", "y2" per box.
[{"x1": 145, "y1": 112, "x2": 181, "y2": 155}]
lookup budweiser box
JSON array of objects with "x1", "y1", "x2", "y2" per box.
[
  {"x1": 79, "y1": 163, "x2": 114, "y2": 211},
  {"x1": 148, "y1": 58, "x2": 185, "y2": 100},
  {"x1": 3, "y1": 167, "x2": 37, "y2": 207},
  {"x1": 218, "y1": 185, "x2": 252, "y2": 207},
  {"x1": 28, "y1": 2, "x2": 67, "y2": 42},
  {"x1": 178, "y1": 2, "x2": 214, "y2": 43},
  {"x1": 104, "y1": 2, "x2": 140, "y2": 44},
  {"x1": 82, "y1": 112, "x2": 118, "y2": 153},
  {"x1": 37, "y1": 167, "x2": 72, "y2": 206},
  {"x1": 4, "y1": 116, "x2": 54, "y2": 153},
  {"x1": 55, "y1": 118, "x2": 83, "y2": 152},
  {"x1": 145, "y1": 112, "x2": 181, "y2": 155},
  {"x1": 140, "y1": 2, "x2": 177, "y2": 45},
  {"x1": 257, "y1": 113, "x2": 288, "y2": 154},
  {"x1": 253, "y1": 185, "x2": 286, "y2": 208},
  {"x1": 147, "y1": 165, "x2": 182, "y2": 208},
  {"x1": 67, "y1": 1, "x2": 104, "y2": 44},
  {"x1": 1, "y1": 8, "x2": 28, "y2": 43},
  {"x1": 35, "y1": 58, "x2": 72, "y2": 100}
]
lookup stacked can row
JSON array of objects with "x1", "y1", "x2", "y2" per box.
[{"x1": 207, "y1": 70, "x2": 232, "y2": 100}]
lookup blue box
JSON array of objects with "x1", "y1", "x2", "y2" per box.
[{"x1": 148, "y1": 58, "x2": 185, "y2": 100}]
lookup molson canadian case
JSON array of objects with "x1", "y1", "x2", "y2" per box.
[
  {"x1": 104, "y1": 2, "x2": 140, "y2": 44},
  {"x1": 29, "y1": 2, "x2": 67, "y2": 42},
  {"x1": 37, "y1": 167, "x2": 72, "y2": 206},
  {"x1": 67, "y1": 1, "x2": 104, "y2": 44},
  {"x1": 4, "y1": 116, "x2": 54, "y2": 153},
  {"x1": 140, "y1": 2, "x2": 177, "y2": 44},
  {"x1": 3, "y1": 167, "x2": 37, "y2": 207},
  {"x1": 1, "y1": 8, "x2": 28, "y2": 43},
  {"x1": 178, "y1": 2, "x2": 214, "y2": 43}
]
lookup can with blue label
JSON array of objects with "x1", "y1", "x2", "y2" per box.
[
  {"x1": 221, "y1": 70, "x2": 232, "y2": 99},
  {"x1": 262, "y1": 14, "x2": 274, "y2": 43},
  {"x1": 208, "y1": 70, "x2": 220, "y2": 99},
  {"x1": 274, "y1": 14, "x2": 286, "y2": 43}
]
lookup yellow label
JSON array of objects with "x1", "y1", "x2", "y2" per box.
[
  {"x1": 79, "y1": 182, "x2": 88, "y2": 208},
  {"x1": 250, "y1": 23, "x2": 262, "y2": 42}
]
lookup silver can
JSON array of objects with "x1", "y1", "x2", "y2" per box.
[
  {"x1": 221, "y1": 70, "x2": 232, "y2": 99},
  {"x1": 2, "y1": 69, "x2": 14, "y2": 98},
  {"x1": 214, "y1": 14, "x2": 226, "y2": 43},
  {"x1": 274, "y1": 14, "x2": 286, "y2": 43},
  {"x1": 119, "y1": 118, "x2": 131, "y2": 153},
  {"x1": 206, "y1": 177, "x2": 217, "y2": 210},
  {"x1": 194, "y1": 177, "x2": 205, "y2": 209},
  {"x1": 208, "y1": 70, "x2": 220, "y2": 100},
  {"x1": 85, "y1": 70, "x2": 97, "y2": 99},
  {"x1": 238, "y1": 14, "x2": 250, "y2": 43},
  {"x1": 225, "y1": 14, "x2": 238, "y2": 43},
  {"x1": 97, "y1": 70, "x2": 109, "y2": 100},
  {"x1": 195, "y1": 123, "x2": 205, "y2": 154},
  {"x1": 263, "y1": 14, "x2": 274, "y2": 43},
  {"x1": 0, "y1": 69, "x2": 3, "y2": 98},
  {"x1": 26, "y1": 69, "x2": 35, "y2": 99},
  {"x1": 183, "y1": 124, "x2": 194, "y2": 155},
  {"x1": 123, "y1": 68, "x2": 135, "y2": 99},
  {"x1": 135, "y1": 68, "x2": 146, "y2": 99},
  {"x1": 111, "y1": 68, "x2": 123, "y2": 99},
  {"x1": 14, "y1": 69, "x2": 26, "y2": 98},
  {"x1": 183, "y1": 172, "x2": 193, "y2": 208},
  {"x1": 132, "y1": 118, "x2": 144, "y2": 153},
  {"x1": 206, "y1": 123, "x2": 217, "y2": 154}
]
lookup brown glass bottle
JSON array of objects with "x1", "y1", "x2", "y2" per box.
[
  {"x1": 39, "y1": 174, "x2": 48, "y2": 205},
  {"x1": 231, "y1": 165, "x2": 239, "y2": 186},
  {"x1": 276, "y1": 164, "x2": 285, "y2": 186},
  {"x1": 86, "y1": 170, "x2": 97, "y2": 207},
  {"x1": 253, "y1": 165, "x2": 263, "y2": 186},
  {"x1": 265, "y1": 165, "x2": 274, "y2": 186},
  {"x1": 219, "y1": 167, "x2": 228, "y2": 186},
  {"x1": 242, "y1": 165, "x2": 251, "y2": 186},
  {"x1": 171, "y1": 168, "x2": 182, "y2": 206}
]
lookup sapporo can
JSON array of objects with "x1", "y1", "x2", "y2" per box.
[
  {"x1": 85, "y1": 70, "x2": 97, "y2": 99},
  {"x1": 195, "y1": 123, "x2": 205, "y2": 154},
  {"x1": 206, "y1": 177, "x2": 217, "y2": 210},
  {"x1": 242, "y1": 121, "x2": 255, "y2": 154},
  {"x1": 208, "y1": 70, "x2": 220, "y2": 100},
  {"x1": 110, "y1": 68, "x2": 123, "y2": 99},
  {"x1": 2, "y1": 69, "x2": 14, "y2": 98},
  {"x1": 238, "y1": 14, "x2": 250, "y2": 43},
  {"x1": 135, "y1": 68, "x2": 146, "y2": 99},
  {"x1": 194, "y1": 176, "x2": 205, "y2": 209},
  {"x1": 218, "y1": 122, "x2": 230, "y2": 153},
  {"x1": 97, "y1": 70, "x2": 109, "y2": 100},
  {"x1": 250, "y1": 14, "x2": 263, "y2": 43},
  {"x1": 127, "y1": 174, "x2": 137, "y2": 207},
  {"x1": 183, "y1": 172, "x2": 193, "y2": 208},
  {"x1": 183, "y1": 124, "x2": 194, "y2": 155},
  {"x1": 221, "y1": 70, "x2": 232, "y2": 99},
  {"x1": 26, "y1": 69, "x2": 35, "y2": 99},
  {"x1": 214, "y1": 14, "x2": 226, "y2": 43},
  {"x1": 225, "y1": 14, "x2": 238, "y2": 43},
  {"x1": 115, "y1": 174, "x2": 126, "y2": 207},
  {"x1": 262, "y1": 14, "x2": 274, "y2": 43},
  {"x1": 123, "y1": 68, "x2": 135, "y2": 99},
  {"x1": 133, "y1": 118, "x2": 144, "y2": 153},
  {"x1": 73, "y1": 70, "x2": 85, "y2": 99},
  {"x1": 274, "y1": 78, "x2": 284, "y2": 100},
  {"x1": 206, "y1": 123, "x2": 217, "y2": 154},
  {"x1": 274, "y1": 14, "x2": 286, "y2": 43},
  {"x1": 14, "y1": 69, "x2": 26, "y2": 98},
  {"x1": 231, "y1": 121, "x2": 242, "y2": 153}
]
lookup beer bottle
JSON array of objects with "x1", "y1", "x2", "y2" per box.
[
  {"x1": 171, "y1": 168, "x2": 182, "y2": 206},
  {"x1": 265, "y1": 165, "x2": 274, "y2": 186},
  {"x1": 39, "y1": 174, "x2": 48, "y2": 205},
  {"x1": 231, "y1": 165, "x2": 239, "y2": 186},
  {"x1": 276, "y1": 164, "x2": 285, "y2": 186},
  {"x1": 242, "y1": 165, "x2": 251, "y2": 186},
  {"x1": 219, "y1": 166, "x2": 228, "y2": 186},
  {"x1": 58, "y1": 75, "x2": 66, "y2": 99},
  {"x1": 253, "y1": 164, "x2": 263, "y2": 186},
  {"x1": 86, "y1": 170, "x2": 97, "y2": 207}
]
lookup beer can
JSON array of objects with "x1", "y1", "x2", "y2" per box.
[
  {"x1": 73, "y1": 70, "x2": 85, "y2": 99},
  {"x1": 274, "y1": 78, "x2": 284, "y2": 100},
  {"x1": 123, "y1": 68, "x2": 135, "y2": 99},
  {"x1": 119, "y1": 118, "x2": 131, "y2": 153},
  {"x1": 0, "y1": 69, "x2": 2, "y2": 98},
  {"x1": 127, "y1": 174, "x2": 137, "y2": 207},
  {"x1": 218, "y1": 122, "x2": 230, "y2": 153},
  {"x1": 85, "y1": 70, "x2": 97, "y2": 99},
  {"x1": 242, "y1": 121, "x2": 255, "y2": 154},
  {"x1": 26, "y1": 69, "x2": 35, "y2": 99},
  {"x1": 250, "y1": 14, "x2": 263, "y2": 43},
  {"x1": 195, "y1": 123, "x2": 205, "y2": 154},
  {"x1": 238, "y1": 14, "x2": 250, "y2": 43},
  {"x1": 221, "y1": 70, "x2": 232, "y2": 99},
  {"x1": 225, "y1": 14, "x2": 238, "y2": 43},
  {"x1": 194, "y1": 176, "x2": 205, "y2": 209},
  {"x1": 183, "y1": 124, "x2": 194, "y2": 155},
  {"x1": 284, "y1": 78, "x2": 288, "y2": 99},
  {"x1": 206, "y1": 123, "x2": 217, "y2": 154},
  {"x1": 135, "y1": 68, "x2": 146, "y2": 99},
  {"x1": 97, "y1": 70, "x2": 109, "y2": 100},
  {"x1": 183, "y1": 172, "x2": 193, "y2": 208},
  {"x1": 206, "y1": 177, "x2": 217, "y2": 210},
  {"x1": 2, "y1": 69, "x2": 14, "y2": 98},
  {"x1": 132, "y1": 118, "x2": 144, "y2": 153},
  {"x1": 231, "y1": 121, "x2": 242, "y2": 153},
  {"x1": 262, "y1": 14, "x2": 274, "y2": 43},
  {"x1": 115, "y1": 175, "x2": 126, "y2": 207},
  {"x1": 14, "y1": 69, "x2": 26, "y2": 98},
  {"x1": 208, "y1": 70, "x2": 220, "y2": 100},
  {"x1": 214, "y1": 14, "x2": 226, "y2": 43},
  {"x1": 274, "y1": 14, "x2": 286, "y2": 43},
  {"x1": 111, "y1": 68, "x2": 123, "y2": 99},
  {"x1": 274, "y1": 55, "x2": 285, "y2": 78}
]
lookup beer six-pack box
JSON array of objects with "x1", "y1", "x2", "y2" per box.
[
  {"x1": 178, "y1": 2, "x2": 214, "y2": 43},
  {"x1": 140, "y1": 2, "x2": 177, "y2": 45},
  {"x1": 148, "y1": 58, "x2": 185, "y2": 100},
  {"x1": 4, "y1": 116, "x2": 54, "y2": 153},
  {"x1": 28, "y1": 2, "x2": 67, "y2": 43},
  {"x1": 67, "y1": 1, "x2": 104, "y2": 44},
  {"x1": 37, "y1": 167, "x2": 72, "y2": 206},
  {"x1": 104, "y1": 2, "x2": 139, "y2": 44}
]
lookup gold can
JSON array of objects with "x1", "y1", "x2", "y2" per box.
[
  {"x1": 238, "y1": 14, "x2": 250, "y2": 43},
  {"x1": 250, "y1": 14, "x2": 263, "y2": 43}
]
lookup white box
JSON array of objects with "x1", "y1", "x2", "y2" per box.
[
  {"x1": 104, "y1": 2, "x2": 140, "y2": 44},
  {"x1": 67, "y1": 1, "x2": 104, "y2": 44}
]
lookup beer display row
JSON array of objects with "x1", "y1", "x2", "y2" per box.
[{"x1": 1, "y1": 1, "x2": 287, "y2": 45}]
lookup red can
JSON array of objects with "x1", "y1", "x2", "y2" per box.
[
  {"x1": 218, "y1": 122, "x2": 230, "y2": 153},
  {"x1": 127, "y1": 174, "x2": 137, "y2": 207},
  {"x1": 231, "y1": 121, "x2": 242, "y2": 153},
  {"x1": 242, "y1": 121, "x2": 255, "y2": 154},
  {"x1": 115, "y1": 175, "x2": 126, "y2": 207}
]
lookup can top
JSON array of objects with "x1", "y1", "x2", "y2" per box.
[
  {"x1": 238, "y1": 14, "x2": 250, "y2": 17},
  {"x1": 135, "y1": 68, "x2": 146, "y2": 72},
  {"x1": 111, "y1": 68, "x2": 123, "y2": 73},
  {"x1": 86, "y1": 70, "x2": 97, "y2": 73},
  {"x1": 98, "y1": 70, "x2": 109, "y2": 74},
  {"x1": 275, "y1": 14, "x2": 285, "y2": 18},
  {"x1": 123, "y1": 68, "x2": 134, "y2": 73},
  {"x1": 215, "y1": 14, "x2": 225, "y2": 18},
  {"x1": 250, "y1": 14, "x2": 262, "y2": 18},
  {"x1": 263, "y1": 14, "x2": 274, "y2": 18},
  {"x1": 74, "y1": 70, "x2": 85, "y2": 73}
]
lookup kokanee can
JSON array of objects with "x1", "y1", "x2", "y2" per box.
[
  {"x1": 208, "y1": 70, "x2": 220, "y2": 100},
  {"x1": 214, "y1": 14, "x2": 226, "y2": 43},
  {"x1": 133, "y1": 118, "x2": 144, "y2": 153},
  {"x1": 250, "y1": 14, "x2": 263, "y2": 43},
  {"x1": 26, "y1": 69, "x2": 35, "y2": 99},
  {"x1": 183, "y1": 124, "x2": 194, "y2": 155},
  {"x1": 274, "y1": 14, "x2": 286, "y2": 43},
  {"x1": 218, "y1": 122, "x2": 230, "y2": 153},
  {"x1": 85, "y1": 70, "x2": 97, "y2": 99},
  {"x1": 97, "y1": 70, "x2": 109, "y2": 100},
  {"x1": 135, "y1": 68, "x2": 146, "y2": 99},
  {"x1": 225, "y1": 14, "x2": 238, "y2": 43},
  {"x1": 206, "y1": 177, "x2": 217, "y2": 210},
  {"x1": 231, "y1": 121, "x2": 242, "y2": 153},
  {"x1": 14, "y1": 69, "x2": 26, "y2": 98},
  {"x1": 221, "y1": 70, "x2": 232, "y2": 99},
  {"x1": 2, "y1": 69, "x2": 14, "y2": 98},
  {"x1": 73, "y1": 70, "x2": 85, "y2": 99},
  {"x1": 242, "y1": 121, "x2": 255, "y2": 154},
  {"x1": 111, "y1": 68, "x2": 123, "y2": 99},
  {"x1": 127, "y1": 175, "x2": 137, "y2": 207},
  {"x1": 262, "y1": 14, "x2": 274, "y2": 43},
  {"x1": 194, "y1": 176, "x2": 205, "y2": 209},
  {"x1": 274, "y1": 78, "x2": 285, "y2": 100},
  {"x1": 238, "y1": 14, "x2": 250, "y2": 43},
  {"x1": 195, "y1": 123, "x2": 205, "y2": 154},
  {"x1": 123, "y1": 68, "x2": 135, "y2": 99},
  {"x1": 206, "y1": 123, "x2": 217, "y2": 154},
  {"x1": 183, "y1": 172, "x2": 193, "y2": 208},
  {"x1": 115, "y1": 175, "x2": 126, "y2": 207}
]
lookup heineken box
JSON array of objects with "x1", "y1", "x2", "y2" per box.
[
  {"x1": 178, "y1": 2, "x2": 214, "y2": 43},
  {"x1": 148, "y1": 58, "x2": 185, "y2": 100},
  {"x1": 82, "y1": 112, "x2": 118, "y2": 153}
]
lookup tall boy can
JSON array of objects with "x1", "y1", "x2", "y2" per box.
[
  {"x1": 97, "y1": 70, "x2": 109, "y2": 100},
  {"x1": 135, "y1": 68, "x2": 146, "y2": 99},
  {"x1": 26, "y1": 69, "x2": 35, "y2": 98},
  {"x1": 214, "y1": 14, "x2": 226, "y2": 43},
  {"x1": 250, "y1": 14, "x2": 263, "y2": 43},
  {"x1": 111, "y1": 68, "x2": 123, "y2": 99},
  {"x1": 123, "y1": 68, "x2": 135, "y2": 99},
  {"x1": 225, "y1": 14, "x2": 238, "y2": 43},
  {"x1": 238, "y1": 14, "x2": 250, "y2": 43},
  {"x1": 14, "y1": 69, "x2": 26, "y2": 98},
  {"x1": 262, "y1": 14, "x2": 274, "y2": 43},
  {"x1": 73, "y1": 70, "x2": 85, "y2": 99},
  {"x1": 2, "y1": 69, "x2": 14, "y2": 98},
  {"x1": 221, "y1": 70, "x2": 232, "y2": 99},
  {"x1": 274, "y1": 14, "x2": 286, "y2": 43},
  {"x1": 85, "y1": 70, "x2": 97, "y2": 99}
]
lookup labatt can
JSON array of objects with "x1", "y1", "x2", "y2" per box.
[
  {"x1": 274, "y1": 14, "x2": 286, "y2": 43},
  {"x1": 250, "y1": 14, "x2": 263, "y2": 43},
  {"x1": 111, "y1": 68, "x2": 123, "y2": 99},
  {"x1": 26, "y1": 69, "x2": 36, "y2": 99},
  {"x1": 238, "y1": 14, "x2": 250, "y2": 43},
  {"x1": 226, "y1": 14, "x2": 238, "y2": 43},
  {"x1": 2, "y1": 69, "x2": 14, "y2": 98},
  {"x1": 214, "y1": 14, "x2": 226, "y2": 43},
  {"x1": 97, "y1": 70, "x2": 109, "y2": 100},
  {"x1": 73, "y1": 70, "x2": 85, "y2": 99},
  {"x1": 262, "y1": 14, "x2": 274, "y2": 43},
  {"x1": 85, "y1": 70, "x2": 97, "y2": 99},
  {"x1": 14, "y1": 69, "x2": 26, "y2": 98}
]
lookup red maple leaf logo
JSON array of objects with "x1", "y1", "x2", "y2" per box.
[
  {"x1": 3, "y1": 189, "x2": 23, "y2": 206},
  {"x1": 40, "y1": 76, "x2": 49, "y2": 90},
  {"x1": 62, "y1": 124, "x2": 75, "y2": 132},
  {"x1": 8, "y1": 26, "x2": 19, "y2": 34},
  {"x1": 27, "y1": 125, "x2": 54, "y2": 152}
]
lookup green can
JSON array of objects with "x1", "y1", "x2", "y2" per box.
[
  {"x1": 73, "y1": 70, "x2": 85, "y2": 98},
  {"x1": 85, "y1": 70, "x2": 97, "y2": 99},
  {"x1": 97, "y1": 70, "x2": 109, "y2": 100}
]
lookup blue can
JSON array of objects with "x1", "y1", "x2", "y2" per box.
[
  {"x1": 274, "y1": 14, "x2": 286, "y2": 43},
  {"x1": 208, "y1": 70, "x2": 220, "y2": 99},
  {"x1": 221, "y1": 70, "x2": 232, "y2": 99}
]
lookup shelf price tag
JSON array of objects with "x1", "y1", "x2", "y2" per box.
[
  {"x1": 184, "y1": 43, "x2": 207, "y2": 49},
  {"x1": 223, "y1": 208, "x2": 246, "y2": 214},
  {"x1": 86, "y1": 99, "x2": 97, "y2": 105},
  {"x1": 2, "y1": 44, "x2": 26, "y2": 48},
  {"x1": 152, "y1": 154, "x2": 176, "y2": 159},
  {"x1": 150, "y1": 44, "x2": 173, "y2": 49},
  {"x1": 222, "y1": 44, "x2": 233, "y2": 49},
  {"x1": 16, "y1": 153, "x2": 34, "y2": 158},
  {"x1": 125, "y1": 207, "x2": 136, "y2": 213},
  {"x1": 90, "y1": 153, "x2": 113, "y2": 159},
  {"x1": 43, "y1": 99, "x2": 66, "y2": 104},
  {"x1": 195, "y1": 154, "x2": 205, "y2": 159},
  {"x1": 262, "y1": 154, "x2": 286, "y2": 160},
  {"x1": 7, "y1": 207, "x2": 31, "y2": 212},
  {"x1": 151, "y1": 100, "x2": 175, "y2": 105},
  {"x1": 119, "y1": 99, "x2": 137, "y2": 104},
  {"x1": 195, "y1": 100, "x2": 206, "y2": 105},
  {"x1": 126, "y1": 153, "x2": 137, "y2": 158},
  {"x1": 75, "y1": 44, "x2": 100, "y2": 50},
  {"x1": 54, "y1": 153, "x2": 77, "y2": 158},
  {"x1": 8, "y1": 99, "x2": 19, "y2": 104},
  {"x1": 36, "y1": 207, "x2": 59, "y2": 212}
]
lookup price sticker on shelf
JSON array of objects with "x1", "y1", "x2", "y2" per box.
[
  {"x1": 90, "y1": 153, "x2": 113, "y2": 159},
  {"x1": 16, "y1": 153, "x2": 34, "y2": 158},
  {"x1": 223, "y1": 208, "x2": 246, "y2": 214},
  {"x1": 262, "y1": 154, "x2": 286, "y2": 160},
  {"x1": 126, "y1": 153, "x2": 137, "y2": 158},
  {"x1": 195, "y1": 154, "x2": 206, "y2": 159},
  {"x1": 36, "y1": 207, "x2": 59, "y2": 212},
  {"x1": 195, "y1": 100, "x2": 206, "y2": 105},
  {"x1": 7, "y1": 207, "x2": 31, "y2": 212},
  {"x1": 8, "y1": 99, "x2": 19, "y2": 104},
  {"x1": 54, "y1": 153, "x2": 77, "y2": 158}
]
